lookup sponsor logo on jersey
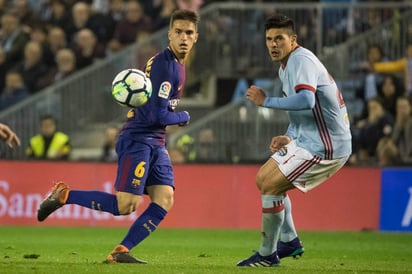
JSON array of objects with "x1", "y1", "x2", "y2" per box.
[{"x1": 158, "y1": 81, "x2": 171, "y2": 99}]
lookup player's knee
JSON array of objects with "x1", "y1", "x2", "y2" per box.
[
  {"x1": 153, "y1": 194, "x2": 174, "y2": 212},
  {"x1": 117, "y1": 201, "x2": 135, "y2": 215},
  {"x1": 116, "y1": 193, "x2": 141, "y2": 215},
  {"x1": 117, "y1": 203, "x2": 135, "y2": 215},
  {"x1": 147, "y1": 185, "x2": 174, "y2": 211}
]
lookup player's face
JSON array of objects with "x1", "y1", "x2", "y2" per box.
[
  {"x1": 168, "y1": 20, "x2": 198, "y2": 62},
  {"x1": 265, "y1": 28, "x2": 297, "y2": 64}
]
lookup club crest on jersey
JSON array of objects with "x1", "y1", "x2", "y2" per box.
[
  {"x1": 158, "y1": 81, "x2": 171, "y2": 99},
  {"x1": 169, "y1": 99, "x2": 180, "y2": 110}
]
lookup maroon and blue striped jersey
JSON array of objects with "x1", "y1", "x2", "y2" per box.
[{"x1": 119, "y1": 47, "x2": 190, "y2": 146}]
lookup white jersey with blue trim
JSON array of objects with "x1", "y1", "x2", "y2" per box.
[{"x1": 278, "y1": 46, "x2": 352, "y2": 160}]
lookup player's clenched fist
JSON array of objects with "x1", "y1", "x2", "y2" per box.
[
  {"x1": 178, "y1": 111, "x2": 190, "y2": 126},
  {"x1": 269, "y1": 135, "x2": 291, "y2": 153},
  {"x1": 246, "y1": 85, "x2": 266, "y2": 106}
]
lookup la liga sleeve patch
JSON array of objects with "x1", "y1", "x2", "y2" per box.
[{"x1": 158, "y1": 81, "x2": 172, "y2": 99}]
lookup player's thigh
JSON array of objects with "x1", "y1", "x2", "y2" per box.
[
  {"x1": 257, "y1": 158, "x2": 294, "y2": 195},
  {"x1": 114, "y1": 139, "x2": 151, "y2": 195},
  {"x1": 116, "y1": 191, "x2": 142, "y2": 215},
  {"x1": 146, "y1": 146, "x2": 175, "y2": 211}
]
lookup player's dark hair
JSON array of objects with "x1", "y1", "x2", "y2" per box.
[
  {"x1": 264, "y1": 14, "x2": 295, "y2": 34},
  {"x1": 170, "y1": 9, "x2": 200, "y2": 30}
]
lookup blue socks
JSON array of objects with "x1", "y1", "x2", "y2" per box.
[
  {"x1": 66, "y1": 191, "x2": 168, "y2": 251},
  {"x1": 120, "y1": 203, "x2": 167, "y2": 250},
  {"x1": 66, "y1": 190, "x2": 120, "y2": 215}
]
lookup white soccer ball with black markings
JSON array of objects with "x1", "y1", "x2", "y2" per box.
[{"x1": 111, "y1": 68, "x2": 152, "y2": 108}]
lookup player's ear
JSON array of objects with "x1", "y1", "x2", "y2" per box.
[
  {"x1": 291, "y1": 34, "x2": 297, "y2": 45},
  {"x1": 168, "y1": 30, "x2": 171, "y2": 42},
  {"x1": 194, "y1": 32, "x2": 199, "y2": 43}
]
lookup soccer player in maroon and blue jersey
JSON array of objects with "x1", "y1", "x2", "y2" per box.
[{"x1": 37, "y1": 9, "x2": 199, "y2": 264}]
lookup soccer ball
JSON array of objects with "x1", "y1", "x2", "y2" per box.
[{"x1": 111, "y1": 68, "x2": 152, "y2": 108}]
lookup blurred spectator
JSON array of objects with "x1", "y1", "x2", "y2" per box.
[
  {"x1": 65, "y1": 1, "x2": 115, "y2": 45},
  {"x1": 71, "y1": 28, "x2": 106, "y2": 69},
  {"x1": 12, "y1": 0, "x2": 41, "y2": 33},
  {"x1": 0, "y1": 0, "x2": 6, "y2": 18},
  {"x1": 26, "y1": 114, "x2": 71, "y2": 160},
  {"x1": 175, "y1": 133, "x2": 196, "y2": 162},
  {"x1": 0, "y1": 70, "x2": 29, "y2": 111},
  {"x1": 64, "y1": 1, "x2": 114, "y2": 46},
  {"x1": 195, "y1": 128, "x2": 219, "y2": 163},
  {"x1": 354, "y1": 44, "x2": 387, "y2": 101},
  {"x1": 152, "y1": 0, "x2": 177, "y2": 32},
  {"x1": 0, "y1": 12, "x2": 30, "y2": 66},
  {"x1": 377, "y1": 74, "x2": 404, "y2": 118},
  {"x1": 106, "y1": 0, "x2": 126, "y2": 25},
  {"x1": 43, "y1": 26, "x2": 67, "y2": 67},
  {"x1": 107, "y1": 0, "x2": 152, "y2": 53},
  {"x1": 136, "y1": 37, "x2": 162, "y2": 70},
  {"x1": 91, "y1": 0, "x2": 109, "y2": 14},
  {"x1": 0, "y1": 46, "x2": 7, "y2": 92},
  {"x1": 30, "y1": 24, "x2": 56, "y2": 67},
  {"x1": 37, "y1": 48, "x2": 77, "y2": 90},
  {"x1": 13, "y1": 40, "x2": 49, "y2": 93},
  {"x1": 392, "y1": 96, "x2": 412, "y2": 165},
  {"x1": 176, "y1": 0, "x2": 203, "y2": 12},
  {"x1": 168, "y1": 147, "x2": 187, "y2": 164},
  {"x1": 30, "y1": 24, "x2": 47, "y2": 45},
  {"x1": 100, "y1": 125, "x2": 119, "y2": 162},
  {"x1": 373, "y1": 42, "x2": 412, "y2": 98},
  {"x1": 376, "y1": 136, "x2": 400, "y2": 167},
  {"x1": 350, "y1": 97, "x2": 394, "y2": 165},
  {"x1": 166, "y1": 124, "x2": 190, "y2": 164},
  {"x1": 88, "y1": 2, "x2": 117, "y2": 46},
  {"x1": 40, "y1": 0, "x2": 71, "y2": 29},
  {"x1": 321, "y1": 0, "x2": 351, "y2": 46},
  {"x1": 64, "y1": 1, "x2": 93, "y2": 45},
  {"x1": 140, "y1": 0, "x2": 162, "y2": 22}
]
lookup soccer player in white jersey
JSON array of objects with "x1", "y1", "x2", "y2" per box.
[{"x1": 237, "y1": 14, "x2": 352, "y2": 267}]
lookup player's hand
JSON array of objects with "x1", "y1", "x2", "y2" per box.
[
  {"x1": 246, "y1": 85, "x2": 266, "y2": 106},
  {"x1": 178, "y1": 111, "x2": 190, "y2": 126},
  {"x1": 269, "y1": 135, "x2": 291, "y2": 153},
  {"x1": 0, "y1": 123, "x2": 21, "y2": 148}
]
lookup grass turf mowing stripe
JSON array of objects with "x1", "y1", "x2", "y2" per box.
[{"x1": 0, "y1": 227, "x2": 411, "y2": 273}]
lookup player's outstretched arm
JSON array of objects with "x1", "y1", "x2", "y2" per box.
[
  {"x1": 0, "y1": 123, "x2": 21, "y2": 148},
  {"x1": 264, "y1": 89, "x2": 315, "y2": 110}
]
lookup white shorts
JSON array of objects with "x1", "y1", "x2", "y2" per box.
[{"x1": 271, "y1": 140, "x2": 349, "y2": 193}]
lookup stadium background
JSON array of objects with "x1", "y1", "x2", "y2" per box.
[{"x1": 0, "y1": 2, "x2": 412, "y2": 233}]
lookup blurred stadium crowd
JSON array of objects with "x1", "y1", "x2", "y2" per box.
[{"x1": 0, "y1": 0, "x2": 411, "y2": 167}]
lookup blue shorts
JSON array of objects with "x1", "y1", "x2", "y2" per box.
[{"x1": 114, "y1": 136, "x2": 174, "y2": 195}]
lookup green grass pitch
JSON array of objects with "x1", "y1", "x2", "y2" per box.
[{"x1": 1, "y1": 226, "x2": 411, "y2": 273}]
